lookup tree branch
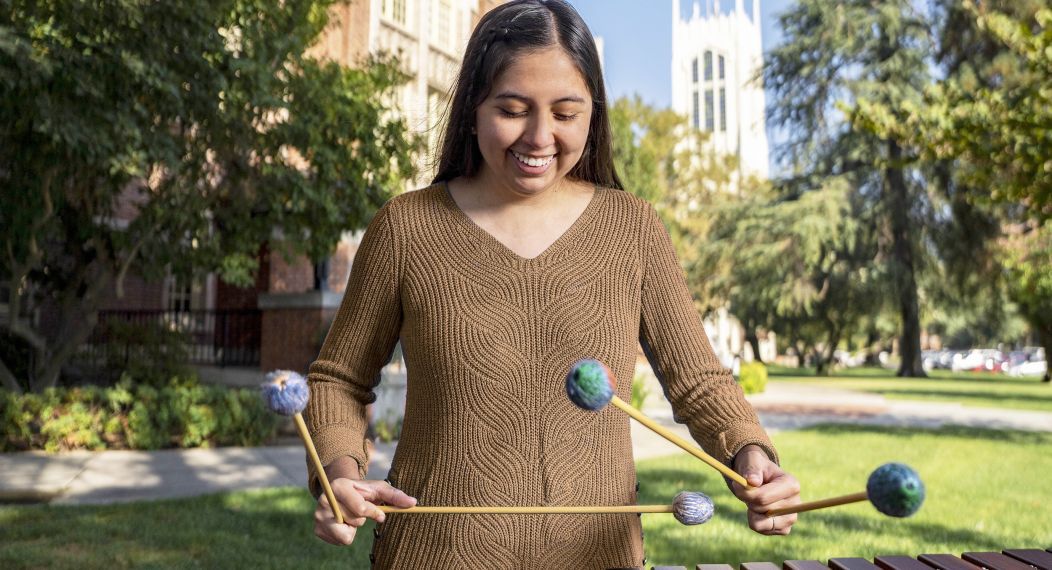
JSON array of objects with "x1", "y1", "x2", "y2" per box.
[{"x1": 0, "y1": 357, "x2": 23, "y2": 394}]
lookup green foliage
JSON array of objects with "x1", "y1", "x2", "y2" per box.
[
  {"x1": 737, "y1": 362, "x2": 768, "y2": 395},
  {"x1": 701, "y1": 180, "x2": 885, "y2": 373},
  {"x1": 609, "y1": 95, "x2": 743, "y2": 307},
  {"x1": 630, "y1": 372, "x2": 651, "y2": 410},
  {"x1": 101, "y1": 319, "x2": 194, "y2": 386},
  {"x1": 883, "y1": 2, "x2": 1052, "y2": 220},
  {"x1": 0, "y1": 0, "x2": 417, "y2": 392},
  {"x1": 372, "y1": 416, "x2": 402, "y2": 444},
  {"x1": 0, "y1": 378, "x2": 280, "y2": 451}
]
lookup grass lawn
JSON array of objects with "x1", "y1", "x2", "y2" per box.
[
  {"x1": 2, "y1": 425, "x2": 1049, "y2": 568},
  {"x1": 768, "y1": 364, "x2": 1052, "y2": 412}
]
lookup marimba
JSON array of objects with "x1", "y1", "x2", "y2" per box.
[{"x1": 653, "y1": 549, "x2": 1052, "y2": 570}]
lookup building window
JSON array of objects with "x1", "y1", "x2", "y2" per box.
[
  {"x1": 692, "y1": 58, "x2": 698, "y2": 83},
  {"x1": 718, "y1": 55, "x2": 725, "y2": 80},
  {"x1": 693, "y1": 91, "x2": 700, "y2": 129},
  {"x1": 704, "y1": 50, "x2": 713, "y2": 81},
  {"x1": 383, "y1": 0, "x2": 408, "y2": 26},
  {"x1": 705, "y1": 89, "x2": 714, "y2": 132},
  {"x1": 433, "y1": 0, "x2": 451, "y2": 50},
  {"x1": 719, "y1": 87, "x2": 727, "y2": 132}
]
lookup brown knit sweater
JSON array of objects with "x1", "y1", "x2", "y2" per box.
[{"x1": 305, "y1": 183, "x2": 776, "y2": 569}]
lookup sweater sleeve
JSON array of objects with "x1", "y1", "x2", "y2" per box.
[
  {"x1": 304, "y1": 203, "x2": 403, "y2": 497},
  {"x1": 638, "y1": 204, "x2": 778, "y2": 468}
]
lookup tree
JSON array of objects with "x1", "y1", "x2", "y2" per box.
[
  {"x1": 765, "y1": 0, "x2": 937, "y2": 376},
  {"x1": 857, "y1": 1, "x2": 1052, "y2": 375},
  {"x1": 609, "y1": 95, "x2": 739, "y2": 306},
  {"x1": 0, "y1": 0, "x2": 416, "y2": 393},
  {"x1": 700, "y1": 178, "x2": 886, "y2": 374}
]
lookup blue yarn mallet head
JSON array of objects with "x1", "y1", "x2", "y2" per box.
[
  {"x1": 866, "y1": 462, "x2": 925, "y2": 517},
  {"x1": 261, "y1": 370, "x2": 310, "y2": 416},
  {"x1": 565, "y1": 359, "x2": 616, "y2": 411},
  {"x1": 672, "y1": 491, "x2": 715, "y2": 525}
]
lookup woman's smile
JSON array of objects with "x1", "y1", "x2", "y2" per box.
[{"x1": 473, "y1": 45, "x2": 592, "y2": 196}]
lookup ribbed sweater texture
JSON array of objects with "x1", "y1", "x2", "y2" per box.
[{"x1": 305, "y1": 183, "x2": 776, "y2": 569}]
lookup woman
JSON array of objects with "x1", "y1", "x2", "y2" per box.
[{"x1": 306, "y1": 1, "x2": 800, "y2": 567}]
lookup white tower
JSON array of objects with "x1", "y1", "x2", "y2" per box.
[{"x1": 671, "y1": 0, "x2": 769, "y2": 183}]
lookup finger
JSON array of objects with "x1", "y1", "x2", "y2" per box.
[
  {"x1": 313, "y1": 497, "x2": 359, "y2": 545},
  {"x1": 748, "y1": 512, "x2": 794, "y2": 536},
  {"x1": 342, "y1": 487, "x2": 386, "y2": 523},
  {"x1": 356, "y1": 481, "x2": 418, "y2": 508},
  {"x1": 330, "y1": 478, "x2": 387, "y2": 523}
]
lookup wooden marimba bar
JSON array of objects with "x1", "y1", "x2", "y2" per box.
[{"x1": 653, "y1": 548, "x2": 1052, "y2": 570}]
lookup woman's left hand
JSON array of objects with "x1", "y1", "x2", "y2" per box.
[{"x1": 730, "y1": 444, "x2": 802, "y2": 535}]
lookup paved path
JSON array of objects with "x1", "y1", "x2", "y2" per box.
[{"x1": 2, "y1": 381, "x2": 1050, "y2": 505}]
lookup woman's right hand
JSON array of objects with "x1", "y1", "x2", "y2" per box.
[{"x1": 314, "y1": 477, "x2": 418, "y2": 545}]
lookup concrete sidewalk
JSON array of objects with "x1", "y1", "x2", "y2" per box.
[{"x1": 2, "y1": 381, "x2": 1050, "y2": 506}]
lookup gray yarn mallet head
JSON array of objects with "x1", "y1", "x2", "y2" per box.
[
  {"x1": 672, "y1": 491, "x2": 715, "y2": 525},
  {"x1": 261, "y1": 370, "x2": 310, "y2": 416}
]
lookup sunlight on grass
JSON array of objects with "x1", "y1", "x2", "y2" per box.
[
  {"x1": 767, "y1": 365, "x2": 1052, "y2": 412},
  {"x1": 638, "y1": 425, "x2": 1052, "y2": 567}
]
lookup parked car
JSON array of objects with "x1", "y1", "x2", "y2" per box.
[
  {"x1": 1009, "y1": 359, "x2": 1048, "y2": 378},
  {"x1": 951, "y1": 350, "x2": 987, "y2": 372}
]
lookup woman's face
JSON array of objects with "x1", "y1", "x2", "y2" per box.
[{"x1": 474, "y1": 46, "x2": 593, "y2": 197}]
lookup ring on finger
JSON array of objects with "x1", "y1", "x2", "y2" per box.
[{"x1": 769, "y1": 516, "x2": 777, "y2": 532}]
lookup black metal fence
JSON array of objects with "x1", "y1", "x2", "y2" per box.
[{"x1": 81, "y1": 309, "x2": 262, "y2": 368}]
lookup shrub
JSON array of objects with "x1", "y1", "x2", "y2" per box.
[
  {"x1": 101, "y1": 320, "x2": 194, "y2": 386},
  {"x1": 0, "y1": 377, "x2": 280, "y2": 452},
  {"x1": 737, "y1": 362, "x2": 768, "y2": 394},
  {"x1": 631, "y1": 372, "x2": 651, "y2": 410}
]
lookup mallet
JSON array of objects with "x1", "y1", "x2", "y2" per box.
[
  {"x1": 261, "y1": 370, "x2": 345, "y2": 524},
  {"x1": 566, "y1": 359, "x2": 752, "y2": 488},
  {"x1": 765, "y1": 462, "x2": 925, "y2": 518},
  {"x1": 376, "y1": 490, "x2": 716, "y2": 526}
]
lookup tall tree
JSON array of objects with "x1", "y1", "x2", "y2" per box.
[
  {"x1": 701, "y1": 178, "x2": 885, "y2": 374},
  {"x1": 0, "y1": 0, "x2": 416, "y2": 393},
  {"x1": 857, "y1": 1, "x2": 1051, "y2": 376},
  {"x1": 764, "y1": 0, "x2": 934, "y2": 376}
]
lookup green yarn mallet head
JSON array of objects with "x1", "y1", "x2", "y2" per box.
[
  {"x1": 866, "y1": 462, "x2": 925, "y2": 517},
  {"x1": 565, "y1": 359, "x2": 616, "y2": 411}
]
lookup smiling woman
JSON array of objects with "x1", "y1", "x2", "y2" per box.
[{"x1": 302, "y1": 1, "x2": 800, "y2": 567}]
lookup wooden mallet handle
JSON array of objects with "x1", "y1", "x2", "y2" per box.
[
  {"x1": 378, "y1": 504, "x2": 674, "y2": 515},
  {"x1": 765, "y1": 491, "x2": 868, "y2": 517},
  {"x1": 293, "y1": 413, "x2": 345, "y2": 524},
  {"x1": 609, "y1": 396, "x2": 752, "y2": 488}
]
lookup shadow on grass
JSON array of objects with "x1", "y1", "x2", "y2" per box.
[
  {"x1": 865, "y1": 388, "x2": 1052, "y2": 408},
  {"x1": 0, "y1": 489, "x2": 372, "y2": 570},
  {"x1": 798, "y1": 423, "x2": 1052, "y2": 445},
  {"x1": 769, "y1": 366, "x2": 1044, "y2": 386}
]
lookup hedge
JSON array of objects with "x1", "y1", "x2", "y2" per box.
[
  {"x1": 737, "y1": 362, "x2": 768, "y2": 394},
  {"x1": 1, "y1": 376, "x2": 280, "y2": 452}
]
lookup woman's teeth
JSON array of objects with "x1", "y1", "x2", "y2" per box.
[{"x1": 512, "y1": 151, "x2": 554, "y2": 168}]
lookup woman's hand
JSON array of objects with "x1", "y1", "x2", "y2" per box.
[
  {"x1": 313, "y1": 456, "x2": 417, "y2": 546},
  {"x1": 730, "y1": 444, "x2": 801, "y2": 535}
]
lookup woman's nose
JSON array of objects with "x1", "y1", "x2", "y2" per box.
[{"x1": 521, "y1": 114, "x2": 556, "y2": 149}]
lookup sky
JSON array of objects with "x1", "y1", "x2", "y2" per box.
[{"x1": 566, "y1": 0, "x2": 795, "y2": 108}]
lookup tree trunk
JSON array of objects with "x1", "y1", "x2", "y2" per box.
[
  {"x1": 885, "y1": 139, "x2": 926, "y2": 377},
  {"x1": 0, "y1": 358, "x2": 23, "y2": 394},
  {"x1": 745, "y1": 329, "x2": 764, "y2": 365},
  {"x1": 1040, "y1": 327, "x2": 1051, "y2": 383},
  {"x1": 864, "y1": 327, "x2": 882, "y2": 366}
]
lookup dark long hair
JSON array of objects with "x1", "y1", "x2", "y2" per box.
[{"x1": 432, "y1": 0, "x2": 623, "y2": 190}]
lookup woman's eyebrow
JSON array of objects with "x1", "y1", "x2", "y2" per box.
[{"x1": 493, "y1": 92, "x2": 587, "y2": 104}]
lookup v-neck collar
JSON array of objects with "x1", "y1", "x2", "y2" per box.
[{"x1": 439, "y1": 181, "x2": 603, "y2": 267}]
